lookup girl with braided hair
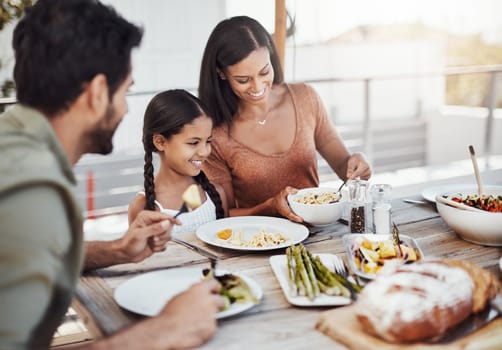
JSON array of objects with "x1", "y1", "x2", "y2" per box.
[{"x1": 128, "y1": 90, "x2": 227, "y2": 234}]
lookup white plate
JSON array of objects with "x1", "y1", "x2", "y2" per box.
[
  {"x1": 114, "y1": 268, "x2": 262, "y2": 319},
  {"x1": 421, "y1": 184, "x2": 476, "y2": 202},
  {"x1": 269, "y1": 254, "x2": 351, "y2": 306},
  {"x1": 499, "y1": 257, "x2": 502, "y2": 272},
  {"x1": 196, "y1": 216, "x2": 309, "y2": 251}
]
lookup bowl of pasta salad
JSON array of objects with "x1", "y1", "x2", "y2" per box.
[
  {"x1": 287, "y1": 187, "x2": 345, "y2": 226},
  {"x1": 436, "y1": 185, "x2": 502, "y2": 246}
]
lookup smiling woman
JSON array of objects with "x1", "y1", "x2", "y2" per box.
[{"x1": 198, "y1": 15, "x2": 371, "y2": 223}]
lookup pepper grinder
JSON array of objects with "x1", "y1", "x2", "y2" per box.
[
  {"x1": 347, "y1": 179, "x2": 371, "y2": 233},
  {"x1": 371, "y1": 184, "x2": 392, "y2": 234}
]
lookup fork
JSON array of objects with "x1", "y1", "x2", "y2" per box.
[
  {"x1": 333, "y1": 257, "x2": 359, "y2": 301},
  {"x1": 173, "y1": 202, "x2": 189, "y2": 218}
]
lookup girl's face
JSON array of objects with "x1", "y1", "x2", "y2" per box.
[
  {"x1": 223, "y1": 46, "x2": 274, "y2": 105},
  {"x1": 154, "y1": 114, "x2": 213, "y2": 177}
]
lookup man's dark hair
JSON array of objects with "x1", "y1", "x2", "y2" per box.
[{"x1": 12, "y1": 0, "x2": 143, "y2": 116}]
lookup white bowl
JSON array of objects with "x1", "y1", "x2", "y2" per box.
[
  {"x1": 287, "y1": 187, "x2": 345, "y2": 226},
  {"x1": 436, "y1": 185, "x2": 502, "y2": 246}
]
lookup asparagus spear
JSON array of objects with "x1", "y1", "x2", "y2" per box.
[
  {"x1": 300, "y1": 245, "x2": 320, "y2": 297},
  {"x1": 286, "y1": 247, "x2": 298, "y2": 297},
  {"x1": 292, "y1": 245, "x2": 314, "y2": 300},
  {"x1": 310, "y1": 256, "x2": 350, "y2": 298},
  {"x1": 295, "y1": 262, "x2": 306, "y2": 296}
]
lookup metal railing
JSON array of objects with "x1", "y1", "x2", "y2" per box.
[
  {"x1": 2, "y1": 65, "x2": 501, "y2": 163},
  {"x1": 301, "y1": 64, "x2": 502, "y2": 164}
]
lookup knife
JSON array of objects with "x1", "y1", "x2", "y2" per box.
[
  {"x1": 436, "y1": 296, "x2": 502, "y2": 343},
  {"x1": 171, "y1": 237, "x2": 218, "y2": 270}
]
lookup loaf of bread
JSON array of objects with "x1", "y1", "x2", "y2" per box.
[
  {"x1": 355, "y1": 260, "x2": 478, "y2": 343},
  {"x1": 443, "y1": 259, "x2": 500, "y2": 313}
]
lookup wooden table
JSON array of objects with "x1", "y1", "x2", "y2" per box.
[{"x1": 75, "y1": 195, "x2": 502, "y2": 349}]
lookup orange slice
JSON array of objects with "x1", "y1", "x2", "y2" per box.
[{"x1": 217, "y1": 228, "x2": 232, "y2": 240}]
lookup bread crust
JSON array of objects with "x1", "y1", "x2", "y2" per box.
[
  {"x1": 443, "y1": 259, "x2": 501, "y2": 313},
  {"x1": 355, "y1": 261, "x2": 475, "y2": 343}
]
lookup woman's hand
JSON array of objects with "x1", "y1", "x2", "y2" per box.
[
  {"x1": 268, "y1": 186, "x2": 304, "y2": 223},
  {"x1": 346, "y1": 152, "x2": 372, "y2": 180}
]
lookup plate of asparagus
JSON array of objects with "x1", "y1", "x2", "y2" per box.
[{"x1": 269, "y1": 244, "x2": 357, "y2": 306}]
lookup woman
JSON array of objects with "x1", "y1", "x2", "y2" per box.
[{"x1": 198, "y1": 16, "x2": 371, "y2": 222}]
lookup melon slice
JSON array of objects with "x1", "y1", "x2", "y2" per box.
[{"x1": 182, "y1": 184, "x2": 202, "y2": 210}]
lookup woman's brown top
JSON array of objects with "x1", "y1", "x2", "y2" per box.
[{"x1": 203, "y1": 83, "x2": 338, "y2": 208}]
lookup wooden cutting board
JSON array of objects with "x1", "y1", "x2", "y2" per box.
[{"x1": 316, "y1": 305, "x2": 502, "y2": 350}]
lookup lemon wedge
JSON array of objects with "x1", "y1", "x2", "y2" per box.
[{"x1": 217, "y1": 228, "x2": 232, "y2": 240}]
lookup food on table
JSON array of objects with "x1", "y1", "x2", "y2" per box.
[
  {"x1": 352, "y1": 260, "x2": 500, "y2": 343},
  {"x1": 202, "y1": 269, "x2": 258, "y2": 309},
  {"x1": 181, "y1": 184, "x2": 202, "y2": 209},
  {"x1": 285, "y1": 244, "x2": 360, "y2": 301},
  {"x1": 451, "y1": 193, "x2": 502, "y2": 213},
  {"x1": 349, "y1": 233, "x2": 421, "y2": 276},
  {"x1": 216, "y1": 228, "x2": 232, "y2": 240},
  {"x1": 444, "y1": 259, "x2": 501, "y2": 313},
  {"x1": 294, "y1": 191, "x2": 341, "y2": 205},
  {"x1": 218, "y1": 228, "x2": 290, "y2": 248}
]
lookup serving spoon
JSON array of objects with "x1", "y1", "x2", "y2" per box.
[
  {"x1": 469, "y1": 145, "x2": 484, "y2": 196},
  {"x1": 436, "y1": 195, "x2": 485, "y2": 212}
]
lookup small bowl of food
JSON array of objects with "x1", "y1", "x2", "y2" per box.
[
  {"x1": 287, "y1": 187, "x2": 345, "y2": 226},
  {"x1": 436, "y1": 185, "x2": 502, "y2": 246},
  {"x1": 343, "y1": 233, "x2": 423, "y2": 279}
]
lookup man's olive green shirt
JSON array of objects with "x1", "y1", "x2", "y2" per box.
[{"x1": 0, "y1": 105, "x2": 84, "y2": 349}]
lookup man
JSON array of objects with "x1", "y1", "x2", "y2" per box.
[{"x1": 0, "y1": 0, "x2": 224, "y2": 349}]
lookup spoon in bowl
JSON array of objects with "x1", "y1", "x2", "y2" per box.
[
  {"x1": 337, "y1": 180, "x2": 347, "y2": 194},
  {"x1": 469, "y1": 145, "x2": 484, "y2": 196}
]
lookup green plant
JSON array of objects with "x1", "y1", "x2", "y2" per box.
[
  {"x1": 0, "y1": 0, "x2": 33, "y2": 30},
  {"x1": 0, "y1": 0, "x2": 33, "y2": 102}
]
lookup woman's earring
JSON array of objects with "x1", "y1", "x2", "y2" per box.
[{"x1": 217, "y1": 70, "x2": 226, "y2": 80}]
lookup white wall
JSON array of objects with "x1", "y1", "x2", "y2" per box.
[
  {"x1": 104, "y1": 0, "x2": 226, "y2": 92},
  {"x1": 101, "y1": 0, "x2": 227, "y2": 153}
]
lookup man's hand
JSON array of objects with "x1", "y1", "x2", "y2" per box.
[
  {"x1": 84, "y1": 211, "x2": 180, "y2": 270},
  {"x1": 90, "y1": 278, "x2": 225, "y2": 349},
  {"x1": 118, "y1": 210, "x2": 180, "y2": 263},
  {"x1": 154, "y1": 278, "x2": 226, "y2": 349}
]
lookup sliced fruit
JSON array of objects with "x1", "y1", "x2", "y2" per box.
[
  {"x1": 182, "y1": 184, "x2": 202, "y2": 209},
  {"x1": 217, "y1": 228, "x2": 233, "y2": 240},
  {"x1": 359, "y1": 246, "x2": 380, "y2": 263},
  {"x1": 378, "y1": 240, "x2": 397, "y2": 258}
]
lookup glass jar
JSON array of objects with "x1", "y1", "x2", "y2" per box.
[
  {"x1": 371, "y1": 184, "x2": 392, "y2": 234},
  {"x1": 347, "y1": 179, "x2": 371, "y2": 233}
]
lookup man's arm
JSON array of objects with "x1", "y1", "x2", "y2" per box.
[
  {"x1": 68, "y1": 278, "x2": 225, "y2": 350},
  {"x1": 84, "y1": 211, "x2": 178, "y2": 271}
]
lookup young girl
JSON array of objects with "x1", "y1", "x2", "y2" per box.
[{"x1": 128, "y1": 90, "x2": 227, "y2": 234}]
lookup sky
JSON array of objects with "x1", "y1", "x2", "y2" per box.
[{"x1": 226, "y1": 0, "x2": 502, "y2": 44}]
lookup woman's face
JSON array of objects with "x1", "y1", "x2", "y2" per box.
[
  {"x1": 223, "y1": 46, "x2": 274, "y2": 105},
  {"x1": 155, "y1": 115, "x2": 213, "y2": 177}
]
